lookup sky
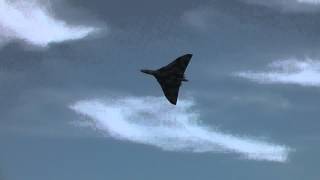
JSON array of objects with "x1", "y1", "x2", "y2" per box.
[{"x1": 0, "y1": 0, "x2": 320, "y2": 179}]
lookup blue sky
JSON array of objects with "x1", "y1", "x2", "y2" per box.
[{"x1": 0, "y1": 0, "x2": 320, "y2": 179}]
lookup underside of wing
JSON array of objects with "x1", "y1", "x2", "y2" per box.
[
  {"x1": 156, "y1": 77, "x2": 181, "y2": 105},
  {"x1": 158, "y1": 54, "x2": 192, "y2": 75},
  {"x1": 153, "y1": 53, "x2": 192, "y2": 105}
]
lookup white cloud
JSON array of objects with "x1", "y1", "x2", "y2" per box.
[
  {"x1": 70, "y1": 96, "x2": 290, "y2": 162},
  {"x1": 235, "y1": 58, "x2": 320, "y2": 86},
  {"x1": 0, "y1": 0, "x2": 98, "y2": 47},
  {"x1": 242, "y1": 0, "x2": 320, "y2": 12},
  {"x1": 297, "y1": 0, "x2": 320, "y2": 4}
]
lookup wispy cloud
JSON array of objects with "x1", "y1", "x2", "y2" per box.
[
  {"x1": 297, "y1": 0, "x2": 320, "y2": 5},
  {"x1": 70, "y1": 96, "x2": 290, "y2": 162},
  {"x1": 235, "y1": 58, "x2": 320, "y2": 87},
  {"x1": 0, "y1": 0, "x2": 98, "y2": 47},
  {"x1": 242, "y1": 0, "x2": 320, "y2": 12}
]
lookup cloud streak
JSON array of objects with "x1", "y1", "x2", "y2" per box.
[
  {"x1": 0, "y1": 0, "x2": 98, "y2": 47},
  {"x1": 235, "y1": 58, "x2": 320, "y2": 87},
  {"x1": 242, "y1": 0, "x2": 320, "y2": 12},
  {"x1": 70, "y1": 96, "x2": 290, "y2": 162},
  {"x1": 297, "y1": 0, "x2": 320, "y2": 4}
]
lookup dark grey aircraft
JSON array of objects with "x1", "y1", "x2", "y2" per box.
[{"x1": 141, "y1": 54, "x2": 192, "y2": 105}]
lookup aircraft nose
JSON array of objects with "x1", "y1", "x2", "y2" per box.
[
  {"x1": 141, "y1": 69, "x2": 149, "y2": 74},
  {"x1": 141, "y1": 69, "x2": 153, "y2": 75}
]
